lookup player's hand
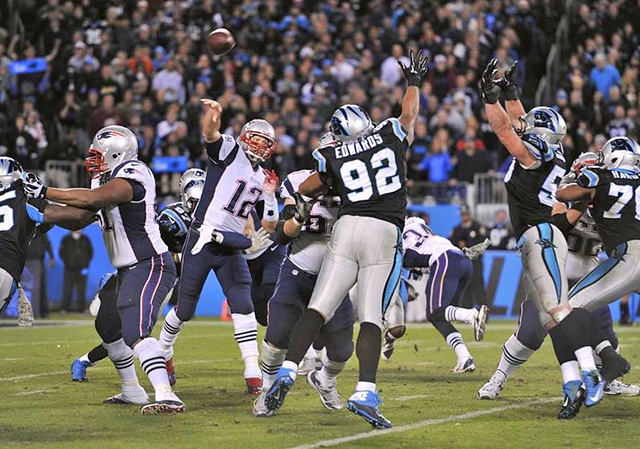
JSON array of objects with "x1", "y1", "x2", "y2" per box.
[
  {"x1": 263, "y1": 169, "x2": 279, "y2": 196},
  {"x1": 245, "y1": 228, "x2": 272, "y2": 255},
  {"x1": 571, "y1": 152, "x2": 599, "y2": 174},
  {"x1": 398, "y1": 49, "x2": 430, "y2": 87},
  {"x1": 292, "y1": 192, "x2": 314, "y2": 226},
  {"x1": 494, "y1": 61, "x2": 519, "y2": 101},
  {"x1": 200, "y1": 99, "x2": 223, "y2": 142},
  {"x1": 479, "y1": 58, "x2": 502, "y2": 104},
  {"x1": 406, "y1": 281, "x2": 419, "y2": 302},
  {"x1": 462, "y1": 238, "x2": 491, "y2": 260},
  {"x1": 22, "y1": 172, "x2": 47, "y2": 199}
]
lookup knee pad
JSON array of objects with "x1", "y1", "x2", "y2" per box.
[{"x1": 387, "y1": 324, "x2": 406, "y2": 339}]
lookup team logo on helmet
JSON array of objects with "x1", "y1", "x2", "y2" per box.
[
  {"x1": 610, "y1": 137, "x2": 635, "y2": 153},
  {"x1": 96, "y1": 129, "x2": 127, "y2": 144},
  {"x1": 533, "y1": 110, "x2": 555, "y2": 132}
]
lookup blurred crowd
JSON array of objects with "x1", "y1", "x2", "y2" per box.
[{"x1": 0, "y1": 0, "x2": 637, "y2": 205}]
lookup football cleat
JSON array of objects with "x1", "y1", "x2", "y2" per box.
[
  {"x1": 298, "y1": 356, "x2": 322, "y2": 376},
  {"x1": 600, "y1": 352, "x2": 631, "y2": 383},
  {"x1": 473, "y1": 305, "x2": 489, "y2": 342},
  {"x1": 307, "y1": 370, "x2": 343, "y2": 410},
  {"x1": 583, "y1": 370, "x2": 605, "y2": 407},
  {"x1": 264, "y1": 367, "x2": 296, "y2": 411},
  {"x1": 252, "y1": 392, "x2": 273, "y2": 418},
  {"x1": 246, "y1": 377, "x2": 263, "y2": 395},
  {"x1": 346, "y1": 390, "x2": 392, "y2": 429},
  {"x1": 604, "y1": 379, "x2": 640, "y2": 396},
  {"x1": 166, "y1": 358, "x2": 176, "y2": 386},
  {"x1": 452, "y1": 358, "x2": 476, "y2": 374},
  {"x1": 381, "y1": 335, "x2": 396, "y2": 362},
  {"x1": 71, "y1": 358, "x2": 93, "y2": 382},
  {"x1": 140, "y1": 400, "x2": 185, "y2": 414},
  {"x1": 104, "y1": 386, "x2": 149, "y2": 405},
  {"x1": 477, "y1": 370, "x2": 506, "y2": 400},
  {"x1": 558, "y1": 380, "x2": 585, "y2": 419}
]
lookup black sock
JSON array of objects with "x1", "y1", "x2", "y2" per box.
[
  {"x1": 88, "y1": 344, "x2": 109, "y2": 364},
  {"x1": 431, "y1": 320, "x2": 458, "y2": 339},
  {"x1": 356, "y1": 322, "x2": 382, "y2": 383},
  {"x1": 548, "y1": 325, "x2": 576, "y2": 365},
  {"x1": 555, "y1": 309, "x2": 591, "y2": 352},
  {"x1": 284, "y1": 309, "x2": 324, "y2": 365}
]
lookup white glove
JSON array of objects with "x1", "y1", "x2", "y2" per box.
[
  {"x1": 245, "y1": 228, "x2": 273, "y2": 255},
  {"x1": 462, "y1": 238, "x2": 491, "y2": 260},
  {"x1": 191, "y1": 224, "x2": 216, "y2": 255},
  {"x1": 17, "y1": 283, "x2": 33, "y2": 327},
  {"x1": 89, "y1": 294, "x2": 101, "y2": 317},
  {"x1": 22, "y1": 172, "x2": 47, "y2": 199}
]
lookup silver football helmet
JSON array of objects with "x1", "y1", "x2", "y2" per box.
[
  {"x1": 329, "y1": 104, "x2": 374, "y2": 142},
  {"x1": 0, "y1": 157, "x2": 24, "y2": 192},
  {"x1": 317, "y1": 131, "x2": 337, "y2": 148},
  {"x1": 599, "y1": 137, "x2": 640, "y2": 172},
  {"x1": 238, "y1": 119, "x2": 276, "y2": 164},
  {"x1": 85, "y1": 125, "x2": 138, "y2": 178},
  {"x1": 518, "y1": 106, "x2": 566, "y2": 145},
  {"x1": 179, "y1": 168, "x2": 206, "y2": 213},
  {"x1": 405, "y1": 216, "x2": 433, "y2": 235}
]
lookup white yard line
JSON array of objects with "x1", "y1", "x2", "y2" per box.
[
  {"x1": 287, "y1": 398, "x2": 558, "y2": 449},
  {"x1": 390, "y1": 394, "x2": 431, "y2": 401},
  {"x1": 12, "y1": 389, "x2": 53, "y2": 396}
]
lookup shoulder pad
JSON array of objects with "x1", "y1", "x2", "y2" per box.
[
  {"x1": 312, "y1": 147, "x2": 329, "y2": 173},
  {"x1": 113, "y1": 160, "x2": 150, "y2": 184},
  {"x1": 521, "y1": 133, "x2": 553, "y2": 162},
  {"x1": 281, "y1": 170, "x2": 314, "y2": 199},
  {"x1": 375, "y1": 118, "x2": 407, "y2": 142},
  {"x1": 576, "y1": 168, "x2": 603, "y2": 188}
]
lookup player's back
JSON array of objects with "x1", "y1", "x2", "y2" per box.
[
  {"x1": 402, "y1": 221, "x2": 460, "y2": 266},
  {"x1": 158, "y1": 202, "x2": 192, "y2": 254},
  {"x1": 313, "y1": 118, "x2": 408, "y2": 228},
  {"x1": 504, "y1": 136, "x2": 566, "y2": 237},
  {"x1": 578, "y1": 166, "x2": 640, "y2": 253},
  {"x1": 0, "y1": 186, "x2": 48, "y2": 281},
  {"x1": 93, "y1": 159, "x2": 168, "y2": 268}
]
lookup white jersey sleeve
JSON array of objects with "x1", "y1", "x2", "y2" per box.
[
  {"x1": 207, "y1": 134, "x2": 239, "y2": 165},
  {"x1": 280, "y1": 169, "x2": 314, "y2": 201}
]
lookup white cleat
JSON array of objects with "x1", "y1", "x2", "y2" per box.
[
  {"x1": 104, "y1": 386, "x2": 149, "y2": 405},
  {"x1": 473, "y1": 305, "x2": 489, "y2": 342},
  {"x1": 307, "y1": 370, "x2": 343, "y2": 410},
  {"x1": 381, "y1": 337, "x2": 396, "y2": 362},
  {"x1": 253, "y1": 392, "x2": 274, "y2": 417},
  {"x1": 298, "y1": 356, "x2": 322, "y2": 376},
  {"x1": 604, "y1": 379, "x2": 640, "y2": 396},
  {"x1": 452, "y1": 358, "x2": 476, "y2": 374},
  {"x1": 477, "y1": 371, "x2": 507, "y2": 400},
  {"x1": 140, "y1": 392, "x2": 185, "y2": 414}
]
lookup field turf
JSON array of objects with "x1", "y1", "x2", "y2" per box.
[{"x1": 2, "y1": 316, "x2": 640, "y2": 449}]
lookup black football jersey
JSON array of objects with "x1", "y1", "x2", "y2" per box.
[
  {"x1": 158, "y1": 202, "x2": 192, "y2": 254},
  {"x1": 577, "y1": 167, "x2": 640, "y2": 253},
  {"x1": 0, "y1": 186, "x2": 48, "y2": 281},
  {"x1": 504, "y1": 147, "x2": 566, "y2": 238},
  {"x1": 312, "y1": 118, "x2": 409, "y2": 228}
]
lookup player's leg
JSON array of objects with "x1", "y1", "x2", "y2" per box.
[
  {"x1": 381, "y1": 281, "x2": 407, "y2": 361},
  {"x1": 478, "y1": 299, "x2": 546, "y2": 399},
  {"x1": 265, "y1": 216, "x2": 359, "y2": 413},
  {"x1": 307, "y1": 297, "x2": 355, "y2": 410},
  {"x1": 445, "y1": 255, "x2": 488, "y2": 342},
  {"x1": 118, "y1": 253, "x2": 183, "y2": 414},
  {"x1": 0, "y1": 267, "x2": 17, "y2": 318}
]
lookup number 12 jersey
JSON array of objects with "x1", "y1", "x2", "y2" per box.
[{"x1": 312, "y1": 118, "x2": 409, "y2": 228}]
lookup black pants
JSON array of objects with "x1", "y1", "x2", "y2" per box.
[{"x1": 62, "y1": 269, "x2": 87, "y2": 312}]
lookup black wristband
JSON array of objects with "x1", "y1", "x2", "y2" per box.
[
  {"x1": 407, "y1": 77, "x2": 421, "y2": 87},
  {"x1": 553, "y1": 213, "x2": 574, "y2": 236},
  {"x1": 41, "y1": 186, "x2": 48, "y2": 199}
]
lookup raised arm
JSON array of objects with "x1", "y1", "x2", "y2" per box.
[
  {"x1": 495, "y1": 61, "x2": 527, "y2": 125},
  {"x1": 200, "y1": 99, "x2": 224, "y2": 161},
  {"x1": 42, "y1": 204, "x2": 97, "y2": 231},
  {"x1": 398, "y1": 50, "x2": 429, "y2": 146}
]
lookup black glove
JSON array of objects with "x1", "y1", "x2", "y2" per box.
[
  {"x1": 495, "y1": 61, "x2": 519, "y2": 101},
  {"x1": 478, "y1": 58, "x2": 502, "y2": 104},
  {"x1": 398, "y1": 49, "x2": 430, "y2": 87},
  {"x1": 22, "y1": 172, "x2": 47, "y2": 199},
  {"x1": 292, "y1": 192, "x2": 314, "y2": 226}
]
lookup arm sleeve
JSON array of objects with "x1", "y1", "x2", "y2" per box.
[
  {"x1": 26, "y1": 198, "x2": 49, "y2": 225},
  {"x1": 576, "y1": 168, "x2": 602, "y2": 188},
  {"x1": 311, "y1": 147, "x2": 332, "y2": 186},
  {"x1": 112, "y1": 161, "x2": 149, "y2": 201},
  {"x1": 403, "y1": 248, "x2": 430, "y2": 269},
  {"x1": 274, "y1": 204, "x2": 297, "y2": 245}
]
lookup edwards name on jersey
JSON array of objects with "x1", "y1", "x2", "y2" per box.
[
  {"x1": 504, "y1": 135, "x2": 566, "y2": 237},
  {"x1": 577, "y1": 166, "x2": 640, "y2": 253},
  {"x1": 312, "y1": 118, "x2": 409, "y2": 228},
  {"x1": 0, "y1": 186, "x2": 49, "y2": 281},
  {"x1": 92, "y1": 160, "x2": 168, "y2": 268}
]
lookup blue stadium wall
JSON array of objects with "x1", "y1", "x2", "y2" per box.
[{"x1": 41, "y1": 205, "x2": 637, "y2": 321}]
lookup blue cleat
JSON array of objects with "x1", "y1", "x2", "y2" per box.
[
  {"x1": 264, "y1": 367, "x2": 296, "y2": 411},
  {"x1": 583, "y1": 370, "x2": 605, "y2": 407},
  {"x1": 71, "y1": 358, "x2": 93, "y2": 382},
  {"x1": 558, "y1": 380, "x2": 584, "y2": 419},
  {"x1": 346, "y1": 390, "x2": 392, "y2": 429}
]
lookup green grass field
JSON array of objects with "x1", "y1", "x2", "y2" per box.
[{"x1": 2, "y1": 317, "x2": 640, "y2": 449}]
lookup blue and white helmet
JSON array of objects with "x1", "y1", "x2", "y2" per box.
[
  {"x1": 179, "y1": 168, "x2": 206, "y2": 213},
  {"x1": 599, "y1": 137, "x2": 640, "y2": 172},
  {"x1": 329, "y1": 104, "x2": 374, "y2": 143},
  {"x1": 519, "y1": 106, "x2": 567, "y2": 145},
  {"x1": 0, "y1": 157, "x2": 24, "y2": 192}
]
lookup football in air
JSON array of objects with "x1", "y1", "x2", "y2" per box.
[{"x1": 207, "y1": 28, "x2": 236, "y2": 56}]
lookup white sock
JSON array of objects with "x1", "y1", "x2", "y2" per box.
[
  {"x1": 595, "y1": 340, "x2": 612, "y2": 355},
  {"x1": 445, "y1": 306, "x2": 477, "y2": 325},
  {"x1": 103, "y1": 339, "x2": 140, "y2": 388},
  {"x1": 575, "y1": 346, "x2": 597, "y2": 372},
  {"x1": 356, "y1": 381, "x2": 376, "y2": 392},
  {"x1": 446, "y1": 332, "x2": 471, "y2": 363},
  {"x1": 133, "y1": 338, "x2": 172, "y2": 401},
  {"x1": 79, "y1": 352, "x2": 91, "y2": 364},
  {"x1": 496, "y1": 335, "x2": 536, "y2": 379},
  {"x1": 281, "y1": 360, "x2": 298, "y2": 381},
  {"x1": 261, "y1": 340, "x2": 286, "y2": 390},
  {"x1": 232, "y1": 313, "x2": 261, "y2": 378},
  {"x1": 159, "y1": 307, "x2": 184, "y2": 359},
  {"x1": 303, "y1": 345, "x2": 318, "y2": 360},
  {"x1": 317, "y1": 348, "x2": 348, "y2": 387},
  {"x1": 560, "y1": 361, "x2": 581, "y2": 384}
]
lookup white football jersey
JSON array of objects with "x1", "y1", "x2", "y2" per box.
[
  {"x1": 402, "y1": 221, "x2": 462, "y2": 267},
  {"x1": 193, "y1": 134, "x2": 267, "y2": 233},
  {"x1": 92, "y1": 160, "x2": 168, "y2": 268},
  {"x1": 281, "y1": 169, "x2": 339, "y2": 275}
]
